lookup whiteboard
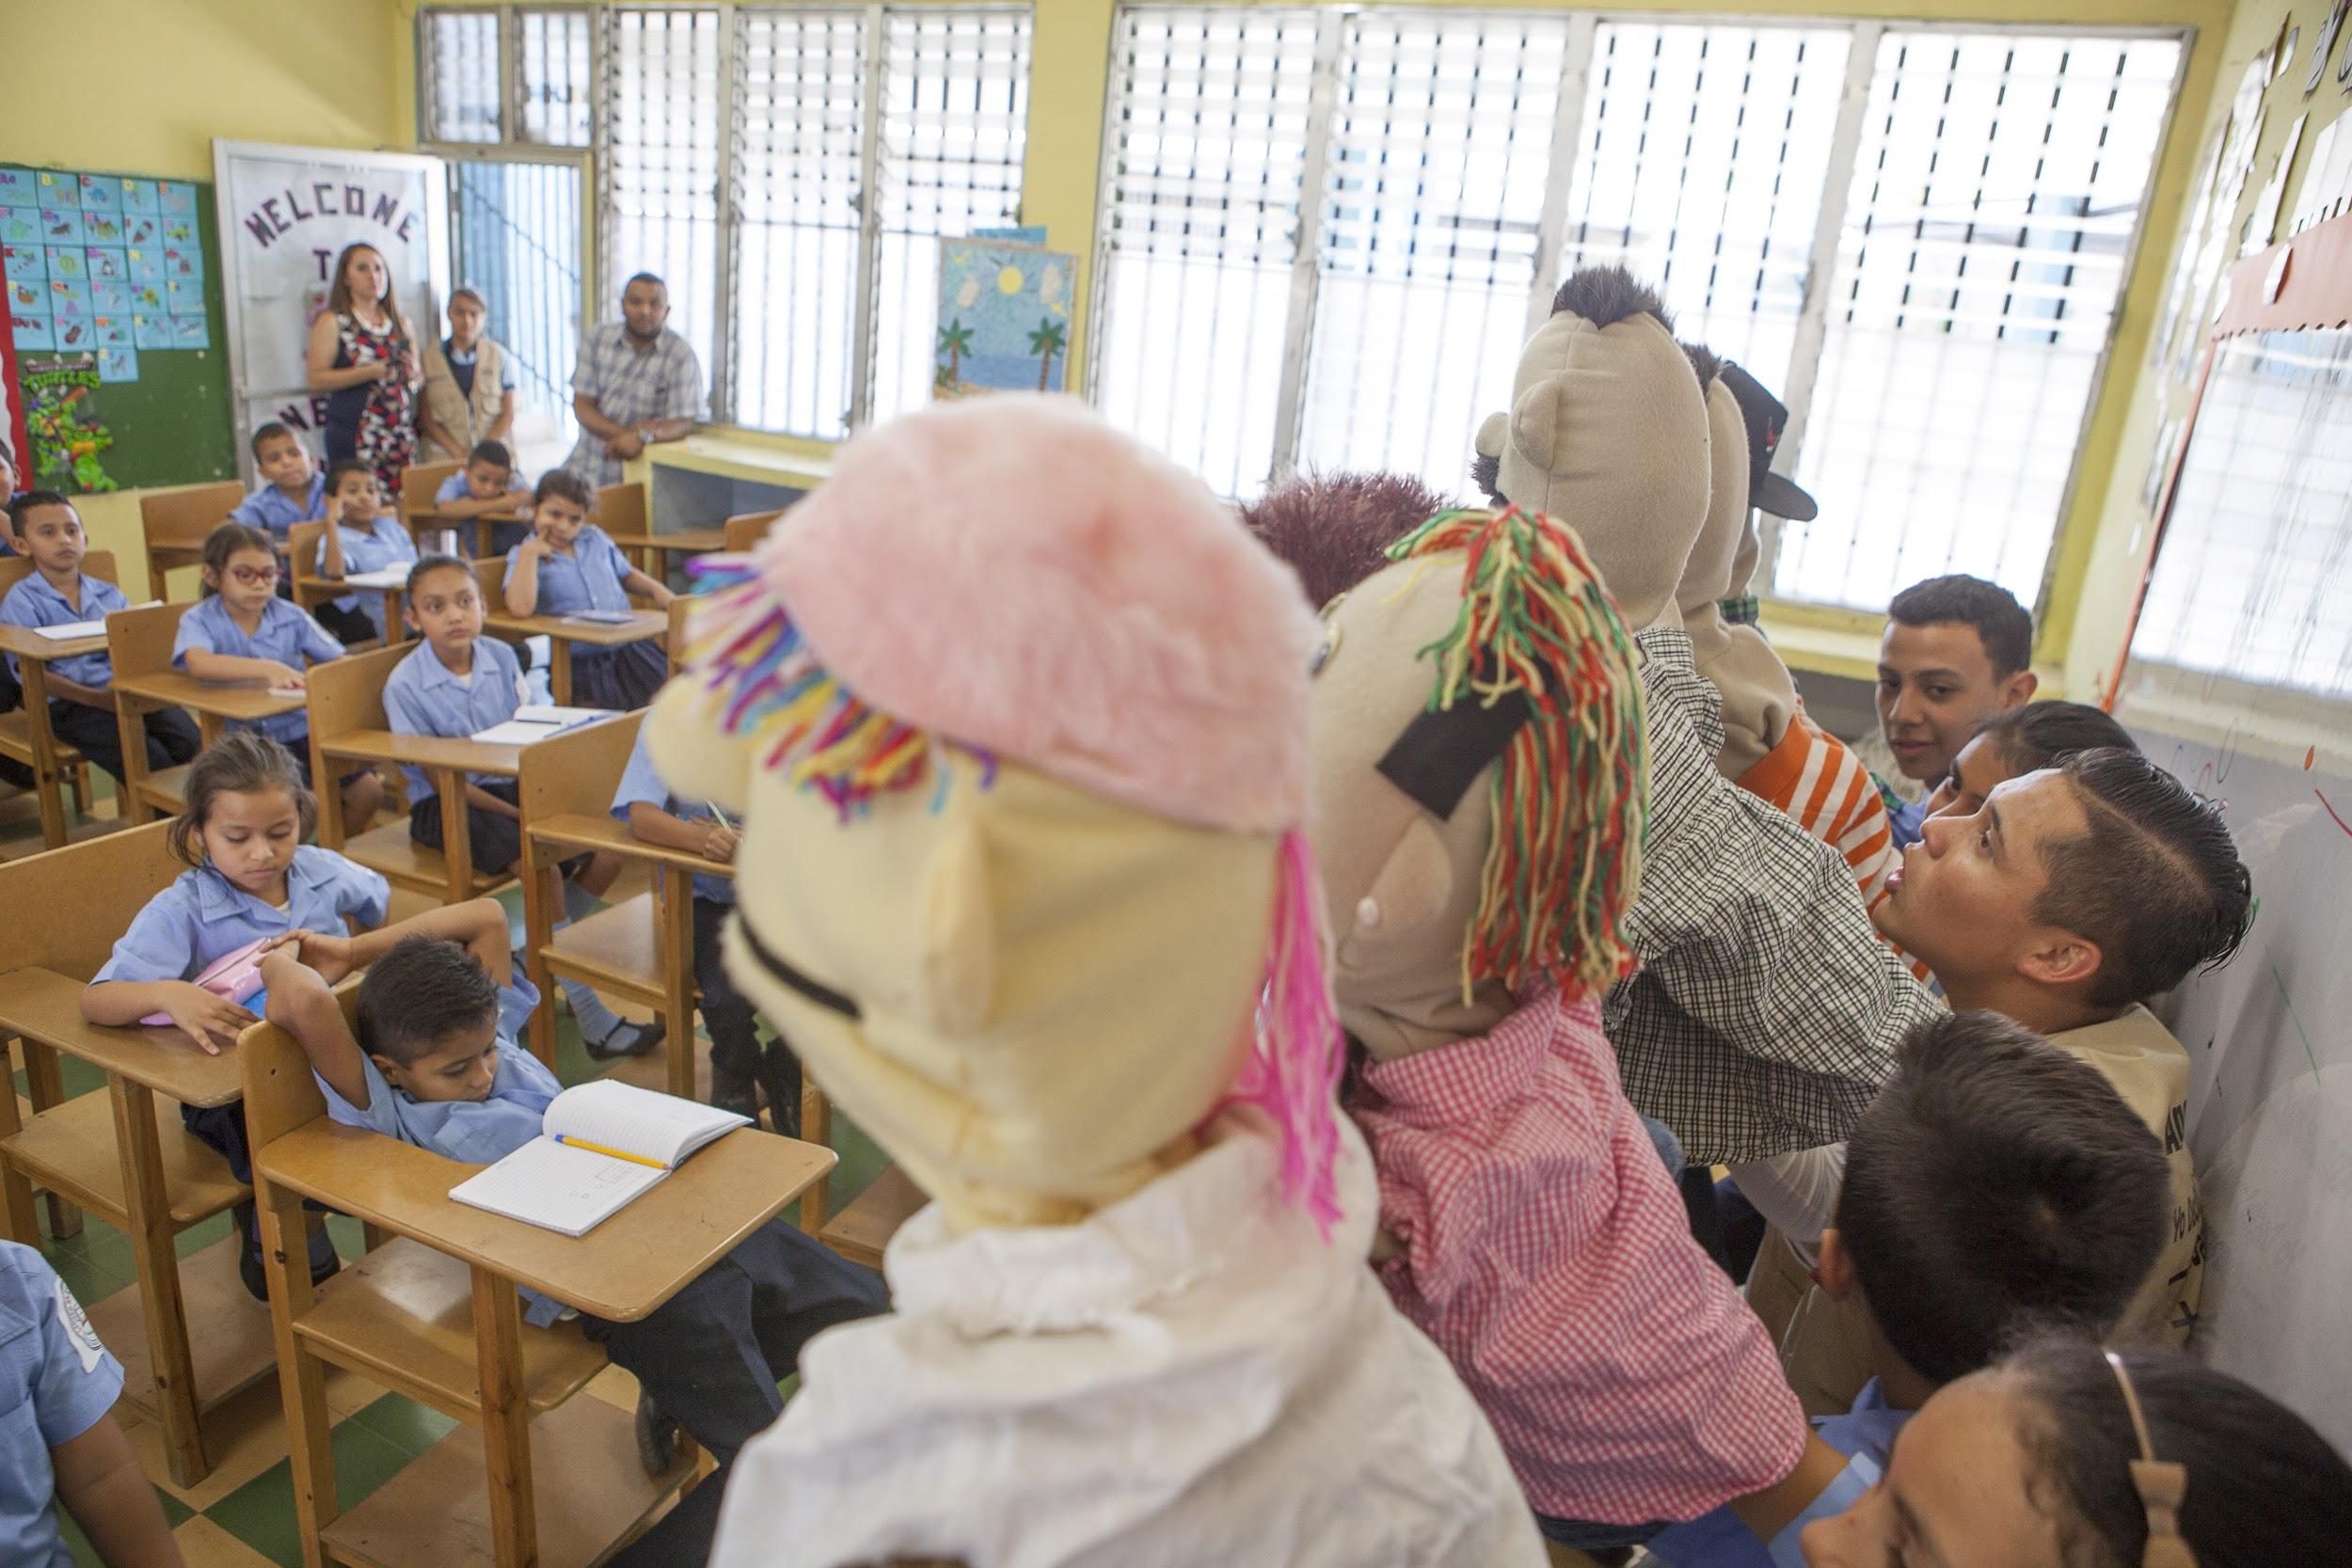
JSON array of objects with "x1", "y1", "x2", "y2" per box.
[{"x1": 2120, "y1": 713, "x2": 2352, "y2": 1455}]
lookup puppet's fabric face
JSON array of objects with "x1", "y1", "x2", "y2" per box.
[
  {"x1": 1306, "y1": 554, "x2": 1510, "y2": 1064},
  {"x1": 1679, "y1": 378, "x2": 1752, "y2": 618},
  {"x1": 649, "y1": 685, "x2": 1279, "y2": 1233},
  {"x1": 1472, "y1": 279, "x2": 1711, "y2": 635}
]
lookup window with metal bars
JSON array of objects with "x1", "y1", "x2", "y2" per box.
[
  {"x1": 867, "y1": 8, "x2": 1032, "y2": 423},
  {"x1": 1092, "y1": 8, "x2": 1320, "y2": 499},
  {"x1": 421, "y1": 3, "x2": 1031, "y2": 438},
  {"x1": 602, "y1": 7, "x2": 726, "y2": 386},
  {"x1": 1557, "y1": 21, "x2": 1851, "y2": 391},
  {"x1": 2131, "y1": 329, "x2": 2352, "y2": 701},
  {"x1": 451, "y1": 160, "x2": 585, "y2": 450},
  {"x1": 1776, "y1": 31, "x2": 2183, "y2": 614},
  {"x1": 1090, "y1": 8, "x2": 2184, "y2": 630},
  {"x1": 425, "y1": 8, "x2": 504, "y2": 144},
  {"x1": 1295, "y1": 11, "x2": 1570, "y2": 498},
  {"x1": 519, "y1": 7, "x2": 594, "y2": 148}
]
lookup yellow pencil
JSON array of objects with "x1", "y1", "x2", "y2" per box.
[{"x1": 553, "y1": 1134, "x2": 669, "y2": 1170}]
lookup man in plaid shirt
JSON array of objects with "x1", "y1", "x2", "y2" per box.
[{"x1": 564, "y1": 273, "x2": 707, "y2": 486}]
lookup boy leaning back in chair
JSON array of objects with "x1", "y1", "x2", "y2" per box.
[{"x1": 258, "y1": 907, "x2": 886, "y2": 1549}]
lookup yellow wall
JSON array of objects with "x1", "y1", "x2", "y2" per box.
[
  {"x1": 0, "y1": 0, "x2": 413, "y2": 590},
  {"x1": 2058, "y1": 0, "x2": 2344, "y2": 701}
]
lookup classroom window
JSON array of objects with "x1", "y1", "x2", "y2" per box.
[
  {"x1": 1778, "y1": 32, "x2": 2185, "y2": 615},
  {"x1": 424, "y1": 8, "x2": 504, "y2": 144},
  {"x1": 1090, "y1": 9, "x2": 2183, "y2": 626},
  {"x1": 422, "y1": 3, "x2": 1033, "y2": 438},
  {"x1": 450, "y1": 159, "x2": 586, "y2": 450},
  {"x1": 2130, "y1": 329, "x2": 2352, "y2": 701},
  {"x1": 1294, "y1": 11, "x2": 1569, "y2": 496}
]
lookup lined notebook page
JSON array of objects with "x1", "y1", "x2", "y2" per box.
[{"x1": 448, "y1": 1137, "x2": 666, "y2": 1237}]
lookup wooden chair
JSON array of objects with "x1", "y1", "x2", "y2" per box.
[
  {"x1": 138, "y1": 481, "x2": 242, "y2": 602},
  {"x1": 0, "y1": 822, "x2": 277, "y2": 1484},
  {"x1": 308, "y1": 642, "x2": 515, "y2": 904},
  {"x1": 398, "y1": 459, "x2": 464, "y2": 534},
  {"x1": 516, "y1": 641, "x2": 833, "y2": 1227},
  {"x1": 817, "y1": 1166, "x2": 927, "y2": 1272},
  {"x1": 243, "y1": 990, "x2": 837, "y2": 1568},
  {"x1": 720, "y1": 509, "x2": 785, "y2": 554},
  {"x1": 0, "y1": 552, "x2": 107, "y2": 846},
  {"x1": 104, "y1": 600, "x2": 196, "y2": 824}
]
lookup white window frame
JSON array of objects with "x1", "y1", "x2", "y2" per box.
[
  {"x1": 417, "y1": 2, "x2": 1032, "y2": 437},
  {"x1": 1088, "y1": 6, "x2": 2188, "y2": 626}
]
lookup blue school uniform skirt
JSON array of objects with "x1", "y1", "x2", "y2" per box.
[{"x1": 571, "y1": 640, "x2": 669, "y2": 711}]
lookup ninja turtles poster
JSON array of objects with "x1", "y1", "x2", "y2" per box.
[{"x1": 21, "y1": 356, "x2": 117, "y2": 492}]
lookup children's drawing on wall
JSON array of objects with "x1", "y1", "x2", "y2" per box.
[
  {"x1": 933, "y1": 238, "x2": 1075, "y2": 399},
  {"x1": 23, "y1": 355, "x2": 116, "y2": 492}
]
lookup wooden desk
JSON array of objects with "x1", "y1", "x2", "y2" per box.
[
  {"x1": 316, "y1": 728, "x2": 525, "y2": 904},
  {"x1": 0, "y1": 966, "x2": 272, "y2": 1486},
  {"x1": 603, "y1": 528, "x2": 728, "y2": 575},
  {"x1": 112, "y1": 670, "x2": 304, "y2": 822},
  {"x1": 409, "y1": 507, "x2": 527, "y2": 561},
  {"x1": 480, "y1": 610, "x2": 666, "y2": 705},
  {"x1": 0, "y1": 624, "x2": 103, "y2": 847}
]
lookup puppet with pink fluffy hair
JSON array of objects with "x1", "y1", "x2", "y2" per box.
[{"x1": 649, "y1": 395, "x2": 1545, "y2": 1568}]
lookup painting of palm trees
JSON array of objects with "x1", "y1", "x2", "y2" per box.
[
  {"x1": 1027, "y1": 318, "x2": 1066, "y2": 391},
  {"x1": 933, "y1": 237, "x2": 1077, "y2": 399}
]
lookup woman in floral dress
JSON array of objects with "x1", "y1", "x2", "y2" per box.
[{"x1": 306, "y1": 243, "x2": 421, "y2": 499}]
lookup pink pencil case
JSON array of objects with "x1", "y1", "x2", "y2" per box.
[{"x1": 142, "y1": 937, "x2": 272, "y2": 1026}]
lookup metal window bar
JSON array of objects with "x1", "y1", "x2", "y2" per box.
[
  {"x1": 2132, "y1": 329, "x2": 2352, "y2": 699},
  {"x1": 600, "y1": 7, "x2": 726, "y2": 385},
  {"x1": 868, "y1": 7, "x2": 1034, "y2": 423},
  {"x1": 1774, "y1": 30, "x2": 2184, "y2": 614},
  {"x1": 425, "y1": 8, "x2": 504, "y2": 144},
  {"x1": 1555, "y1": 20, "x2": 1852, "y2": 390},
  {"x1": 1295, "y1": 9, "x2": 1572, "y2": 498},
  {"x1": 727, "y1": 7, "x2": 868, "y2": 438},
  {"x1": 519, "y1": 6, "x2": 596, "y2": 148},
  {"x1": 1090, "y1": 7, "x2": 1322, "y2": 499},
  {"x1": 450, "y1": 156, "x2": 587, "y2": 452}
]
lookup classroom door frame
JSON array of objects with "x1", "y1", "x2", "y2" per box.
[{"x1": 423, "y1": 142, "x2": 597, "y2": 459}]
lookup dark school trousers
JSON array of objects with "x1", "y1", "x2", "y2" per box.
[
  {"x1": 693, "y1": 896, "x2": 764, "y2": 1088},
  {"x1": 49, "y1": 698, "x2": 201, "y2": 785},
  {"x1": 582, "y1": 1215, "x2": 887, "y2": 1467}
]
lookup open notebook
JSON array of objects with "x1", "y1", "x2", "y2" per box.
[
  {"x1": 447, "y1": 1080, "x2": 751, "y2": 1236},
  {"x1": 470, "y1": 705, "x2": 605, "y2": 746}
]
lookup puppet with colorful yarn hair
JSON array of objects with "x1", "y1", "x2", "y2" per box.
[
  {"x1": 650, "y1": 394, "x2": 1545, "y2": 1568},
  {"x1": 1291, "y1": 494, "x2": 1811, "y2": 1548}
]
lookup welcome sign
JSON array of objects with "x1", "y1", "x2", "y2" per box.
[{"x1": 213, "y1": 141, "x2": 447, "y2": 475}]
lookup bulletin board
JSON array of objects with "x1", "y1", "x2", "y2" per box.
[{"x1": 0, "y1": 164, "x2": 237, "y2": 494}]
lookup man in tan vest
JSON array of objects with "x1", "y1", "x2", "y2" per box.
[
  {"x1": 416, "y1": 287, "x2": 516, "y2": 464},
  {"x1": 1744, "y1": 746, "x2": 2249, "y2": 1414}
]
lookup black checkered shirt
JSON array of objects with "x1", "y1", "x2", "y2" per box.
[{"x1": 1605, "y1": 629, "x2": 1941, "y2": 1164}]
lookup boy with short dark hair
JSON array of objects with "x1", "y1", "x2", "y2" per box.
[
  {"x1": 228, "y1": 423, "x2": 326, "y2": 541},
  {"x1": 1645, "y1": 1010, "x2": 2170, "y2": 1566},
  {"x1": 1744, "y1": 747, "x2": 2251, "y2": 1412},
  {"x1": 432, "y1": 437, "x2": 532, "y2": 553},
  {"x1": 0, "y1": 492, "x2": 201, "y2": 784},
  {"x1": 314, "y1": 458, "x2": 419, "y2": 643},
  {"x1": 1872, "y1": 574, "x2": 2038, "y2": 846},
  {"x1": 381, "y1": 554, "x2": 656, "y2": 1062},
  {"x1": 261, "y1": 930, "x2": 886, "y2": 1556}
]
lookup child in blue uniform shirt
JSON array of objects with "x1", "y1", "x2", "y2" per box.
[
  {"x1": 0, "y1": 1242, "x2": 184, "y2": 1568},
  {"x1": 611, "y1": 724, "x2": 801, "y2": 1125},
  {"x1": 1643, "y1": 1012, "x2": 2173, "y2": 1567},
  {"x1": 433, "y1": 437, "x2": 533, "y2": 555},
  {"x1": 79, "y1": 732, "x2": 535, "y2": 1299},
  {"x1": 177, "y1": 521, "x2": 383, "y2": 830},
  {"x1": 228, "y1": 423, "x2": 327, "y2": 542},
  {"x1": 382, "y1": 556, "x2": 659, "y2": 1061},
  {"x1": 502, "y1": 469, "x2": 673, "y2": 710},
  {"x1": 314, "y1": 458, "x2": 420, "y2": 643},
  {"x1": 1, "y1": 492, "x2": 201, "y2": 784},
  {"x1": 262, "y1": 931, "x2": 886, "y2": 1560}
]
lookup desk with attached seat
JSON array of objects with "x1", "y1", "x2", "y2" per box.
[
  {"x1": 0, "y1": 549, "x2": 116, "y2": 847},
  {"x1": 242, "y1": 992, "x2": 835, "y2": 1568}
]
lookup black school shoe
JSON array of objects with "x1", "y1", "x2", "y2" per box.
[
  {"x1": 584, "y1": 1017, "x2": 666, "y2": 1062},
  {"x1": 233, "y1": 1202, "x2": 343, "y2": 1304},
  {"x1": 634, "y1": 1390, "x2": 680, "y2": 1477}
]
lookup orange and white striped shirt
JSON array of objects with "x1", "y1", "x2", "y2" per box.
[{"x1": 1735, "y1": 711, "x2": 1931, "y2": 982}]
